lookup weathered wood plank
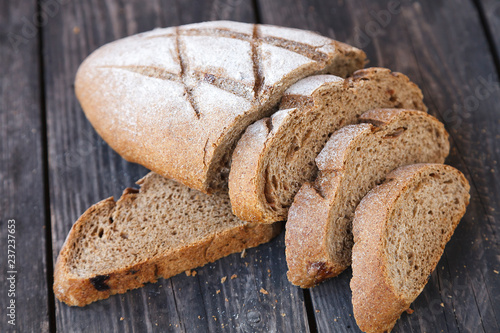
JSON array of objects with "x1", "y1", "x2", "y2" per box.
[
  {"x1": 0, "y1": 0, "x2": 50, "y2": 331},
  {"x1": 44, "y1": 0, "x2": 310, "y2": 331},
  {"x1": 477, "y1": 0, "x2": 500, "y2": 64},
  {"x1": 257, "y1": 0, "x2": 500, "y2": 331}
]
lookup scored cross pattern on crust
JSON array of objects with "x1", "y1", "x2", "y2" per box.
[{"x1": 98, "y1": 25, "x2": 333, "y2": 119}]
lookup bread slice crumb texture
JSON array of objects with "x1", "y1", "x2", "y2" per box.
[
  {"x1": 229, "y1": 68, "x2": 427, "y2": 224},
  {"x1": 68, "y1": 174, "x2": 244, "y2": 276},
  {"x1": 54, "y1": 172, "x2": 280, "y2": 306},
  {"x1": 285, "y1": 109, "x2": 449, "y2": 288},
  {"x1": 351, "y1": 164, "x2": 470, "y2": 333}
]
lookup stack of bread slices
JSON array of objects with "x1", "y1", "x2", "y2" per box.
[{"x1": 55, "y1": 21, "x2": 470, "y2": 332}]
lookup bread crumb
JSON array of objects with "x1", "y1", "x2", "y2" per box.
[
  {"x1": 334, "y1": 318, "x2": 337, "y2": 322},
  {"x1": 120, "y1": 317, "x2": 124, "y2": 321},
  {"x1": 213, "y1": 316, "x2": 217, "y2": 321},
  {"x1": 245, "y1": 262, "x2": 249, "y2": 267},
  {"x1": 216, "y1": 289, "x2": 221, "y2": 294},
  {"x1": 241, "y1": 249, "x2": 247, "y2": 258},
  {"x1": 198, "y1": 316, "x2": 201, "y2": 319},
  {"x1": 185, "y1": 270, "x2": 191, "y2": 276},
  {"x1": 221, "y1": 276, "x2": 227, "y2": 283},
  {"x1": 260, "y1": 288, "x2": 269, "y2": 295},
  {"x1": 494, "y1": 270, "x2": 499, "y2": 274},
  {"x1": 315, "y1": 310, "x2": 320, "y2": 313},
  {"x1": 440, "y1": 303, "x2": 444, "y2": 308},
  {"x1": 281, "y1": 313, "x2": 286, "y2": 317},
  {"x1": 406, "y1": 308, "x2": 414, "y2": 314},
  {"x1": 267, "y1": 269, "x2": 271, "y2": 273},
  {"x1": 225, "y1": 298, "x2": 229, "y2": 302},
  {"x1": 73, "y1": 26, "x2": 80, "y2": 34},
  {"x1": 231, "y1": 274, "x2": 237, "y2": 280}
]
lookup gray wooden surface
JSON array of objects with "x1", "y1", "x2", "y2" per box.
[
  {"x1": 0, "y1": 0, "x2": 51, "y2": 331},
  {"x1": 1, "y1": 0, "x2": 499, "y2": 332}
]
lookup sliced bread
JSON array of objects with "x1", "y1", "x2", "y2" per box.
[
  {"x1": 285, "y1": 109, "x2": 449, "y2": 288},
  {"x1": 76, "y1": 21, "x2": 366, "y2": 194},
  {"x1": 351, "y1": 164, "x2": 470, "y2": 333},
  {"x1": 54, "y1": 173, "x2": 281, "y2": 306},
  {"x1": 229, "y1": 68, "x2": 426, "y2": 223}
]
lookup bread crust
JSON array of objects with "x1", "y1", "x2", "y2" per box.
[
  {"x1": 285, "y1": 110, "x2": 450, "y2": 288},
  {"x1": 53, "y1": 174, "x2": 281, "y2": 307},
  {"x1": 76, "y1": 21, "x2": 366, "y2": 194},
  {"x1": 350, "y1": 164, "x2": 470, "y2": 332},
  {"x1": 285, "y1": 125, "x2": 371, "y2": 287},
  {"x1": 229, "y1": 68, "x2": 427, "y2": 224}
]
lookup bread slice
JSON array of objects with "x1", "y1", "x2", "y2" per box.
[
  {"x1": 285, "y1": 109, "x2": 449, "y2": 288},
  {"x1": 54, "y1": 173, "x2": 281, "y2": 306},
  {"x1": 351, "y1": 164, "x2": 470, "y2": 333},
  {"x1": 229, "y1": 68, "x2": 426, "y2": 223},
  {"x1": 75, "y1": 21, "x2": 366, "y2": 194}
]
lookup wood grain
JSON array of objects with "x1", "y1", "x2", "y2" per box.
[
  {"x1": 43, "y1": 0, "x2": 309, "y2": 331},
  {"x1": 477, "y1": 0, "x2": 500, "y2": 65},
  {"x1": 0, "y1": 0, "x2": 50, "y2": 331},
  {"x1": 257, "y1": 0, "x2": 500, "y2": 332}
]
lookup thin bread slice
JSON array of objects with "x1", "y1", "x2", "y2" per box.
[
  {"x1": 285, "y1": 109, "x2": 449, "y2": 288},
  {"x1": 76, "y1": 21, "x2": 366, "y2": 194},
  {"x1": 229, "y1": 68, "x2": 426, "y2": 223},
  {"x1": 351, "y1": 164, "x2": 470, "y2": 333},
  {"x1": 54, "y1": 173, "x2": 281, "y2": 306}
]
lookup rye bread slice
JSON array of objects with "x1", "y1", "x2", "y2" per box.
[
  {"x1": 351, "y1": 164, "x2": 470, "y2": 333},
  {"x1": 76, "y1": 21, "x2": 366, "y2": 194},
  {"x1": 229, "y1": 68, "x2": 426, "y2": 224},
  {"x1": 285, "y1": 109, "x2": 449, "y2": 288},
  {"x1": 54, "y1": 173, "x2": 281, "y2": 306}
]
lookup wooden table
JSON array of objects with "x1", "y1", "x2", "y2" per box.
[{"x1": 1, "y1": 0, "x2": 499, "y2": 332}]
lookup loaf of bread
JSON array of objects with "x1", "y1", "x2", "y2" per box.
[
  {"x1": 54, "y1": 173, "x2": 281, "y2": 306},
  {"x1": 285, "y1": 109, "x2": 449, "y2": 288},
  {"x1": 229, "y1": 68, "x2": 426, "y2": 224},
  {"x1": 67, "y1": 21, "x2": 472, "y2": 325},
  {"x1": 351, "y1": 164, "x2": 470, "y2": 332},
  {"x1": 75, "y1": 21, "x2": 366, "y2": 194}
]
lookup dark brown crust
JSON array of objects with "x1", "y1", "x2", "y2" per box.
[
  {"x1": 228, "y1": 119, "x2": 272, "y2": 223},
  {"x1": 229, "y1": 108, "x2": 301, "y2": 223},
  {"x1": 285, "y1": 126, "x2": 369, "y2": 288},
  {"x1": 285, "y1": 110, "x2": 450, "y2": 288},
  {"x1": 229, "y1": 68, "x2": 427, "y2": 224},
  {"x1": 350, "y1": 164, "x2": 470, "y2": 332},
  {"x1": 285, "y1": 182, "x2": 343, "y2": 288},
  {"x1": 53, "y1": 176, "x2": 282, "y2": 307}
]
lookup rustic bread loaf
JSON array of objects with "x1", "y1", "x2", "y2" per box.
[
  {"x1": 229, "y1": 68, "x2": 426, "y2": 223},
  {"x1": 285, "y1": 109, "x2": 449, "y2": 288},
  {"x1": 75, "y1": 21, "x2": 366, "y2": 194},
  {"x1": 54, "y1": 173, "x2": 281, "y2": 306},
  {"x1": 351, "y1": 164, "x2": 470, "y2": 333}
]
